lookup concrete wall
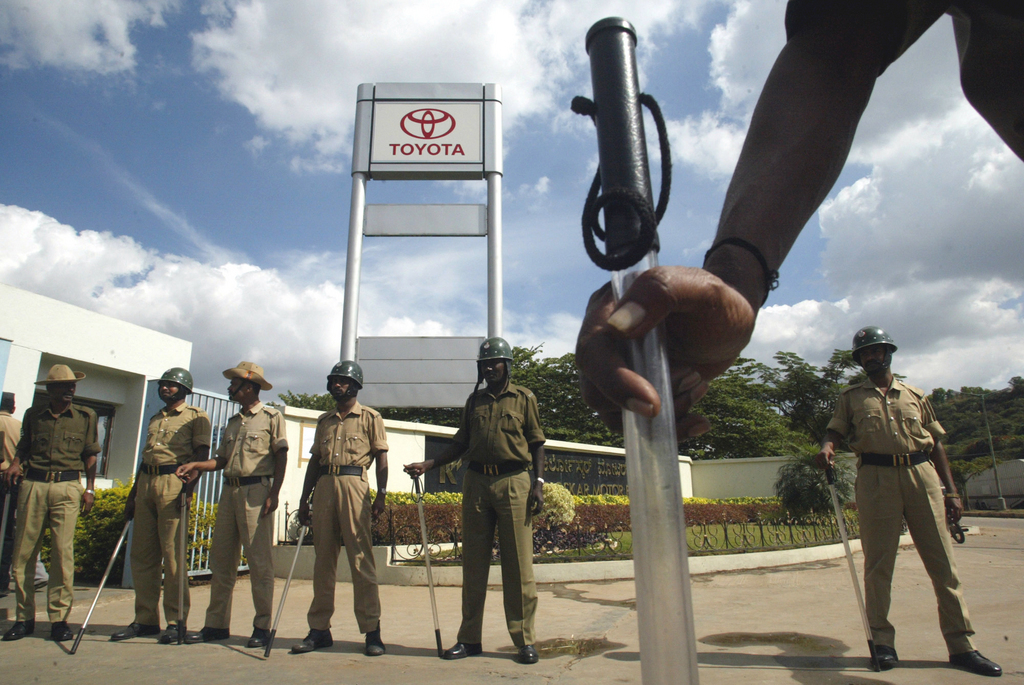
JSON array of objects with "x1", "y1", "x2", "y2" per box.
[
  {"x1": 0, "y1": 283, "x2": 192, "y2": 487},
  {"x1": 689, "y1": 453, "x2": 857, "y2": 500}
]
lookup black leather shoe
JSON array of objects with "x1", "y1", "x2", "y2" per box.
[
  {"x1": 247, "y1": 628, "x2": 271, "y2": 648},
  {"x1": 158, "y1": 624, "x2": 185, "y2": 644},
  {"x1": 50, "y1": 621, "x2": 74, "y2": 642},
  {"x1": 291, "y1": 628, "x2": 333, "y2": 654},
  {"x1": 364, "y1": 627, "x2": 386, "y2": 656},
  {"x1": 442, "y1": 642, "x2": 483, "y2": 660},
  {"x1": 184, "y1": 626, "x2": 230, "y2": 644},
  {"x1": 875, "y1": 645, "x2": 898, "y2": 671},
  {"x1": 2, "y1": 620, "x2": 35, "y2": 641},
  {"x1": 110, "y1": 622, "x2": 161, "y2": 642},
  {"x1": 517, "y1": 645, "x2": 539, "y2": 664},
  {"x1": 950, "y1": 650, "x2": 1002, "y2": 677}
]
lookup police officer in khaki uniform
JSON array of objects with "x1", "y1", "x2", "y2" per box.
[
  {"x1": 111, "y1": 368, "x2": 211, "y2": 644},
  {"x1": 176, "y1": 361, "x2": 287, "y2": 648},
  {"x1": 1, "y1": 392, "x2": 21, "y2": 596},
  {"x1": 817, "y1": 327, "x2": 1001, "y2": 677},
  {"x1": 291, "y1": 361, "x2": 388, "y2": 656},
  {"x1": 405, "y1": 338, "x2": 546, "y2": 665},
  {"x1": 1, "y1": 365, "x2": 100, "y2": 642}
]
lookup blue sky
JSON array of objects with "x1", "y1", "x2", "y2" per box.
[{"x1": 2, "y1": 0, "x2": 1022, "y2": 397}]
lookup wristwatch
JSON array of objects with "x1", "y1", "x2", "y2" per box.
[{"x1": 535, "y1": 478, "x2": 545, "y2": 485}]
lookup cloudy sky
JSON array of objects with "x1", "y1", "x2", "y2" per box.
[{"x1": 1, "y1": 0, "x2": 1021, "y2": 398}]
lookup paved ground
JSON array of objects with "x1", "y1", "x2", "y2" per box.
[{"x1": 1, "y1": 521, "x2": 1020, "y2": 684}]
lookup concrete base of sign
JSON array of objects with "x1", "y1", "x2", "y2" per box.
[{"x1": 271, "y1": 533, "x2": 919, "y2": 586}]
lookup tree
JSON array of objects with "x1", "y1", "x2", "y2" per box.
[
  {"x1": 774, "y1": 447, "x2": 854, "y2": 517},
  {"x1": 756, "y1": 349, "x2": 859, "y2": 444},
  {"x1": 682, "y1": 358, "x2": 804, "y2": 459}
]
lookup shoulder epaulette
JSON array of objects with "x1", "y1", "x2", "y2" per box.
[
  {"x1": 901, "y1": 383, "x2": 926, "y2": 399},
  {"x1": 261, "y1": 404, "x2": 282, "y2": 417},
  {"x1": 316, "y1": 409, "x2": 335, "y2": 423}
]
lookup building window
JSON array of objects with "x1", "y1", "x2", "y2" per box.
[{"x1": 31, "y1": 393, "x2": 116, "y2": 477}]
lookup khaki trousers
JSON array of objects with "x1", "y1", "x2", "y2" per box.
[
  {"x1": 130, "y1": 472, "x2": 189, "y2": 626},
  {"x1": 856, "y1": 461, "x2": 975, "y2": 654},
  {"x1": 11, "y1": 480, "x2": 82, "y2": 622},
  {"x1": 204, "y1": 480, "x2": 275, "y2": 630},
  {"x1": 307, "y1": 474, "x2": 380, "y2": 633},
  {"x1": 458, "y1": 469, "x2": 536, "y2": 647}
]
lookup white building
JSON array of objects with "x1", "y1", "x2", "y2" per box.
[{"x1": 0, "y1": 283, "x2": 192, "y2": 487}]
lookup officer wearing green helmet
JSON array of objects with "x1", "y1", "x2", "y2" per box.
[
  {"x1": 292, "y1": 360, "x2": 389, "y2": 657},
  {"x1": 405, "y1": 337, "x2": 546, "y2": 665},
  {"x1": 112, "y1": 367, "x2": 211, "y2": 644},
  {"x1": 817, "y1": 327, "x2": 1000, "y2": 676}
]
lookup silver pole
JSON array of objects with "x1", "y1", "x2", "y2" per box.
[
  {"x1": 825, "y1": 466, "x2": 879, "y2": 671},
  {"x1": 413, "y1": 476, "x2": 443, "y2": 657},
  {"x1": 980, "y1": 396, "x2": 1007, "y2": 510},
  {"x1": 341, "y1": 172, "x2": 368, "y2": 361},
  {"x1": 177, "y1": 488, "x2": 189, "y2": 644},
  {"x1": 264, "y1": 525, "x2": 306, "y2": 658},
  {"x1": 0, "y1": 488, "x2": 10, "y2": 576},
  {"x1": 70, "y1": 519, "x2": 132, "y2": 655},
  {"x1": 486, "y1": 171, "x2": 503, "y2": 338}
]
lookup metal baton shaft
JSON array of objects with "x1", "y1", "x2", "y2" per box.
[
  {"x1": 826, "y1": 466, "x2": 880, "y2": 671},
  {"x1": 70, "y1": 519, "x2": 132, "y2": 655},
  {"x1": 264, "y1": 524, "x2": 306, "y2": 658},
  {"x1": 0, "y1": 484, "x2": 11, "y2": 569},
  {"x1": 414, "y1": 476, "x2": 443, "y2": 657},
  {"x1": 585, "y1": 18, "x2": 698, "y2": 685},
  {"x1": 177, "y1": 488, "x2": 189, "y2": 644}
]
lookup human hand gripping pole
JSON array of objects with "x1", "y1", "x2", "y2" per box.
[
  {"x1": 264, "y1": 522, "x2": 306, "y2": 657},
  {"x1": 413, "y1": 475, "x2": 443, "y2": 657},
  {"x1": 576, "y1": 18, "x2": 698, "y2": 685},
  {"x1": 825, "y1": 465, "x2": 880, "y2": 672},
  {"x1": 70, "y1": 519, "x2": 133, "y2": 655}
]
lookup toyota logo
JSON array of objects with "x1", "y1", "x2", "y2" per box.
[{"x1": 400, "y1": 108, "x2": 456, "y2": 139}]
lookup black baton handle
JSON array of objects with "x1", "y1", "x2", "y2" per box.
[{"x1": 585, "y1": 17, "x2": 659, "y2": 262}]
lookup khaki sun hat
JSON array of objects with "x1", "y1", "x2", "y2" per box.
[
  {"x1": 222, "y1": 361, "x2": 273, "y2": 391},
  {"x1": 35, "y1": 364, "x2": 86, "y2": 385}
]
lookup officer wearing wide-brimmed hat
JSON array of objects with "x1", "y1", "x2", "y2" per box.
[
  {"x1": 176, "y1": 361, "x2": 287, "y2": 649},
  {"x1": 405, "y1": 338, "x2": 546, "y2": 665},
  {"x1": 1, "y1": 364, "x2": 101, "y2": 642},
  {"x1": 291, "y1": 361, "x2": 389, "y2": 657},
  {"x1": 816, "y1": 327, "x2": 1000, "y2": 677},
  {"x1": 111, "y1": 368, "x2": 212, "y2": 645}
]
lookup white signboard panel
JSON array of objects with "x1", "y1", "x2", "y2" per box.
[{"x1": 371, "y1": 102, "x2": 482, "y2": 164}]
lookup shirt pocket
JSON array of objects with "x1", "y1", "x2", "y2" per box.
[
  {"x1": 32, "y1": 433, "x2": 50, "y2": 453},
  {"x1": 241, "y1": 431, "x2": 268, "y2": 458},
  {"x1": 344, "y1": 434, "x2": 368, "y2": 459},
  {"x1": 500, "y1": 410, "x2": 524, "y2": 436},
  {"x1": 64, "y1": 434, "x2": 84, "y2": 453},
  {"x1": 899, "y1": 409, "x2": 930, "y2": 440},
  {"x1": 854, "y1": 409, "x2": 884, "y2": 434}
]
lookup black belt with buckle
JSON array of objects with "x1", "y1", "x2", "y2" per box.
[
  {"x1": 860, "y1": 452, "x2": 930, "y2": 467},
  {"x1": 468, "y1": 461, "x2": 527, "y2": 477},
  {"x1": 223, "y1": 475, "x2": 267, "y2": 487},
  {"x1": 25, "y1": 468, "x2": 81, "y2": 483},
  {"x1": 320, "y1": 464, "x2": 363, "y2": 477},
  {"x1": 140, "y1": 464, "x2": 179, "y2": 476}
]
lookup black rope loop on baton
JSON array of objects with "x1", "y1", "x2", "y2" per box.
[{"x1": 572, "y1": 93, "x2": 672, "y2": 271}]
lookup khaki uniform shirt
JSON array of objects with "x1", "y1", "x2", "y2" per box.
[
  {"x1": 16, "y1": 403, "x2": 101, "y2": 472},
  {"x1": 827, "y1": 378, "x2": 944, "y2": 455},
  {"x1": 310, "y1": 402, "x2": 388, "y2": 480},
  {"x1": 453, "y1": 382, "x2": 545, "y2": 465},
  {"x1": 216, "y1": 402, "x2": 287, "y2": 478},
  {"x1": 1, "y1": 410, "x2": 21, "y2": 470},
  {"x1": 141, "y1": 404, "x2": 212, "y2": 466}
]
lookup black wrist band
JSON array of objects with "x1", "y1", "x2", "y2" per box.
[{"x1": 703, "y1": 237, "x2": 779, "y2": 305}]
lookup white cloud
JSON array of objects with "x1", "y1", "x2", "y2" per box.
[
  {"x1": 0, "y1": 204, "x2": 579, "y2": 394},
  {"x1": 189, "y1": 0, "x2": 705, "y2": 160},
  {"x1": 0, "y1": 0, "x2": 180, "y2": 72}
]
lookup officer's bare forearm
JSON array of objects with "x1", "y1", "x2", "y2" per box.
[
  {"x1": 182, "y1": 446, "x2": 211, "y2": 494},
  {"x1": 529, "y1": 443, "x2": 545, "y2": 480},
  {"x1": 270, "y1": 448, "x2": 287, "y2": 499},
  {"x1": 375, "y1": 451, "x2": 388, "y2": 494},
  {"x1": 430, "y1": 443, "x2": 465, "y2": 470},
  {"x1": 84, "y1": 455, "x2": 97, "y2": 490}
]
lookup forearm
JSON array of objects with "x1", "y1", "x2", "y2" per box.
[
  {"x1": 530, "y1": 443, "x2": 545, "y2": 480},
  {"x1": 299, "y1": 456, "x2": 321, "y2": 503},
  {"x1": 375, "y1": 452, "x2": 388, "y2": 493},
  {"x1": 820, "y1": 430, "x2": 844, "y2": 451},
  {"x1": 84, "y1": 455, "x2": 97, "y2": 490},
  {"x1": 270, "y1": 449, "x2": 287, "y2": 498},
  {"x1": 429, "y1": 443, "x2": 464, "y2": 470}
]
